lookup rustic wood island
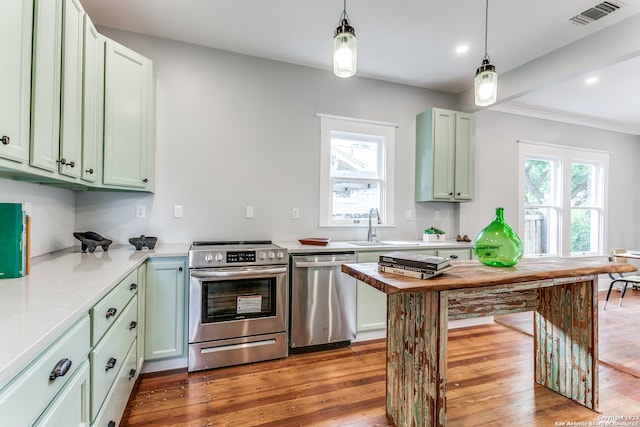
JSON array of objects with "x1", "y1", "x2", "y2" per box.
[{"x1": 341, "y1": 258, "x2": 635, "y2": 427}]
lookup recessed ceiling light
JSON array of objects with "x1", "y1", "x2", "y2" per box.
[
  {"x1": 456, "y1": 45, "x2": 469, "y2": 54},
  {"x1": 585, "y1": 76, "x2": 599, "y2": 84}
]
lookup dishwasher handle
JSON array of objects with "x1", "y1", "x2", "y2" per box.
[{"x1": 293, "y1": 258, "x2": 356, "y2": 268}]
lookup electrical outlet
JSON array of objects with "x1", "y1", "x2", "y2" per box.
[
  {"x1": 173, "y1": 205, "x2": 183, "y2": 218},
  {"x1": 292, "y1": 207, "x2": 300, "y2": 219},
  {"x1": 245, "y1": 206, "x2": 254, "y2": 219},
  {"x1": 434, "y1": 210, "x2": 440, "y2": 220},
  {"x1": 136, "y1": 205, "x2": 145, "y2": 218}
]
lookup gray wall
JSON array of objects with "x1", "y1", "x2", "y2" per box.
[
  {"x1": 2, "y1": 28, "x2": 639, "y2": 256},
  {"x1": 462, "y1": 110, "x2": 640, "y2": 251},
  {"x1": 0, "y1": 178, "x2": 75, "y2": 256},
  {"x1": 75, "y1": 29, "x2": 458, "y2": 245}
]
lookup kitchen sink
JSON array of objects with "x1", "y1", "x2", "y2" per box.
[
  {"x1": 347, "y1": 241, "x2": 392, "y2": 246},
  {"x1": 347, "y1": 241, "x2": 419, "y2": 247}
]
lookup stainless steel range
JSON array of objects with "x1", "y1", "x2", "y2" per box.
[{"x1": 188, "y1": 240, "x2": 288, "y2": 372}]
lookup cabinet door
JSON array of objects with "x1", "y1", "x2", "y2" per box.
[
  {"x1": 136, "y1": 264, "x2": 147, "y2": 375},
  {"x1": 81, "y1": 16, "x2": 103, "y2": 183},
  {"x1": 59, "y1": 0, "x2": 84, "y2": 178},
  {"x1": 30, "y1": 0, "x2": 63, "y2": 173},
  {"x1": 431, "y1": 109, "x2": 456, "y2": 200},
  {"x1": 355, "y1": 251, "x2": 388, "y2": 332},
  {"x1": 0, "y1": 0, "x2": 32, "y2": 163},
  {"x1": 453, "y1": 113, "x2": 475, "y2": 201},
  {"x1": 103, "y1": 39, "x2": 152, "y2": 189},
  {"x1": 145, "y1": 258, "x2": 187, "y2": 360},
  {"x1": 33, "y1": 361, "x2": 90, "y2": 427}
]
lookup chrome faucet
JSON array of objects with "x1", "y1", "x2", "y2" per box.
[{"x1": 367, "y1": 208, "x2": 381, "y2": 242}]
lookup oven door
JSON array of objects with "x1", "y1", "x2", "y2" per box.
[{"x1": 188, "y1": 266, "x2": 287, "y2": 344}]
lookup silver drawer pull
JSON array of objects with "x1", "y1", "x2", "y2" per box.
[
  {"x1": 106, "y1": 307, "x2": 117, "y2": 318},
  {"x1": 49, "y1": 358, "x2": 72, "y2": 381},
  {"x1": 106, "y1": 357, "x2": 117, "y2": 371}
]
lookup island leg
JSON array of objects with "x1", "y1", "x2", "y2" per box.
[
  {"x1": 534, "y1": 278, "x2": 598, "y2": 410},
  {"x1": 387, "y1": 291, "x2": 447, "y2": 427}
]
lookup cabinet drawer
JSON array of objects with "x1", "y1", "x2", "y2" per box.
[
  {"x1": 92, "y1": 269, "x2": 138, "y2": 345},
  {"x1": 437, "y1": 248, "x2": 471, "y2": 261},
  {"x1": 0, "y1": 315, "x2": 90, "y2": 427},
  {"x1": 92, "y1": 339, "x2": 138, "y2": 427},
  {"x1": 33, "y1": 360, "x2": 90, "y2": 427},
  {"x1": 90, "y1": 296, "x2": 138, "y2": 420}
]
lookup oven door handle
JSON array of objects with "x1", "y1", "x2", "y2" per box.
[{"x1": 190, "y1": 267, "x2": 287, "y2": 278}]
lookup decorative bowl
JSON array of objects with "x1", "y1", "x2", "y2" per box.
[
  {"x1": 129, "y1": 235, "x2": 158, "y2": 250},
  {"x1": 73, "y1": 231, "x2": 113, "y2": 253}
]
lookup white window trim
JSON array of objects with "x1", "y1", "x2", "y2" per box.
[
  {"x1": 318, "y1": 114, "x2": 396, "y2": 227},
  {"x1": 518, "y1": 140, "x2": 609, "y2": 257}
]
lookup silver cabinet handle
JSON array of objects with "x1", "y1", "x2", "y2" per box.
[{"x1": 293, "y1": 260, "x2": 355, "y2": 268}]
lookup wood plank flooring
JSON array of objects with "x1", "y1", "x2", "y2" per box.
[{"x1": 122, "y1": 289, "x2": 640, "y2": 426}]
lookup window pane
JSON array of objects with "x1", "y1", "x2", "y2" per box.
[
  {"x1": 571, "y1": 208, "x2": 598, "y2": 253},
  {"x1": 523, "y1": 207, "x2": 558, "y2": 256},
  {"x1": 571, "y1": 163, "x2": 595, "y2": 207},
  {"x1": 331, "y1": 179, "x2": 379, "y2": 221},
  {"x1": 524, "y1": 159, "x2": 552, "y2": 205},
  {"x1": 330, "y1": 132, "x2": 381, "y2": 180}
]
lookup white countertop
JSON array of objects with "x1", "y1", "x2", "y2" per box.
[
  {"x1": 276, "y1": 239, "x2": 473, "y2": 253},
  {"x1": 0, "y1": 243, "x2": 189, "y2": 388},
  {"x1": 0, "y1": 239, "x2": 471, "y2": 388}
]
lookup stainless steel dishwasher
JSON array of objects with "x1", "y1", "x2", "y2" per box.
[{"x1": 290, "y1": 252, "x2": 357, "y2": 350}]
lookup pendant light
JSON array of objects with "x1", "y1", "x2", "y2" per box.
[
  {"x1": 333, "y1": 0, "x2": 357, "y2": 78},
  {"x1": 474, "y1": 0, "x2": 498, "y2": 106}
]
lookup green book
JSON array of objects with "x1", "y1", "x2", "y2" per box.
[{"x1": 0, "y1": 203, "x2": 24, "y2": 279}]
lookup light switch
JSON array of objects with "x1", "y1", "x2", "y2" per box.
[
  {"x1": 405, "y1": 209, "x2": 412, "y2": 220},
  {"x1": 245, "y1": 206, "x2": 254, "y2": 219},
  {"x1": 173, "y1": 205, "x2": 183, "y2": 218}
]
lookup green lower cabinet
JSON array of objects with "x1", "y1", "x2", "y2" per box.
[
  {"x1": 145, "y1": 257, "x2": 187, "y2": 361},
  {"x1": 33, "y1": 361, "x2": 90, "y2": 427},
  {"x1": 136, "y1": 264, "x2": 147, "y2": 375},
  {"x1": 355, "y1": 248, "x2": 471, "y2": 334}
]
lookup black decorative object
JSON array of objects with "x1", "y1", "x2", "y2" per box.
[
  {"x1": 73, "y1": 231, "x2": 113, "y2": 253},
  {"x1": 129, "y1": 235, "x2": 157, "y2": 250}
]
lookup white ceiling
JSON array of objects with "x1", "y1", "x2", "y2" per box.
[{"x1": 79, "y1": 0, "x2": 640, "y2": 134}]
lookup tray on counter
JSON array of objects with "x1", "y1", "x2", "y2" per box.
[{"x1": 298, "y1": 238, "x2": 331, "y2": 246}]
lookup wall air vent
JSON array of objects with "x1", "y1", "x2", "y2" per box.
[{"x1": 569, "y1": 1, "x2": 624, "y2": 25}]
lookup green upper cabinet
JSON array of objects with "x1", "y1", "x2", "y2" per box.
[
  {"x1": 59, "y1": 0, "x2": 84, "y2": 179},
  {"x1": 415, "y1": 108, "x2": 476, "y2": 202},
  {"x1": 103, "y1": 38, "x2": 154, "y2": 190},
  {"x1": 30, "y1": 0, "x2": 63, "y2": 173},
  {"x1": 0, "y1": 0, "x2": 33, "y2": 164},
  {"x1": 81, "y1": 17, "x2": 103, "y2": 183}
]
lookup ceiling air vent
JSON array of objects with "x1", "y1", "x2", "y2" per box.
[{"x1": 569, "y1": 1, "x2": 624, "y2": 25}]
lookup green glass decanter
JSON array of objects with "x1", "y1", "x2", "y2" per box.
[{"x1": 473, "y1": 207, "x2": 523, "y2": 267}]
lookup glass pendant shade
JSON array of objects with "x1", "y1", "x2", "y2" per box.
[
  {"x1": 333, "y1": 19, "x2": 357, "y2": 78},
  {"x1": 473, "y1": 207, "x2": 523, "y2": 267},
  {"x1": 474, "y1": 59, "x2": 498, "y2": 106}
]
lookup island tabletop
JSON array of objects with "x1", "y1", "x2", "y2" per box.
[{"x1": 341, "y1": 258, "x2": 636, "y2": 427}]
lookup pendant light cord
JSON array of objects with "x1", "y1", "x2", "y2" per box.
[{"x1": 483, "y1": 0, "x2": 490, "y2": 61}]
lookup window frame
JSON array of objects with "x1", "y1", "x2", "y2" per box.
[
  {"x1": 518, "y1": 141, "x2": 609, "y2": 258},
  {"x1": 318, "y1": 114, "x2": 396, "y2": 228}
]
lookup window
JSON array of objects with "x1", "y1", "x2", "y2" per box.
[
  {"x1": 518, "y1": 141, "x2": 608, "y2": 257},
  {"x1": 319, "y1": 115, "x2": 396, "y2": 227}
]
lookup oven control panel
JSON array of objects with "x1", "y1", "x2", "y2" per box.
[{"x1": 190, "y1": 248, "x2": 287, "y2": 268}]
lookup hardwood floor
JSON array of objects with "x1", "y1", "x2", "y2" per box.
[{"x1": 122, "y1": 289, "x2": 640, "y2": 426}]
